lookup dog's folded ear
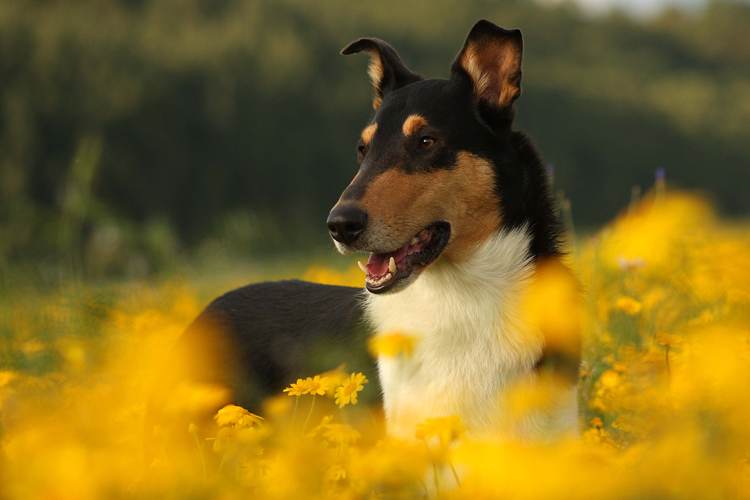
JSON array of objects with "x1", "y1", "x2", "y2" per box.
[
  {"x1": 451, "y1": 20, "x2": 523, "y2": 124},
  {"x1": 342, "y1": 38, "x2": 423, "y2": 110}
]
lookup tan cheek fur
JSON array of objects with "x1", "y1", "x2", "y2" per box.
[{"x1": 360, "y1": 151, "x2": 501, "y2": 262}]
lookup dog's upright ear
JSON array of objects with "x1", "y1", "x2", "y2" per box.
[
  {"x1": 451, "y1": 20, "x2": 523, "y2": 126},
  {"x1": 342, "y1": 38, "x2": 423, "y2": 110}
]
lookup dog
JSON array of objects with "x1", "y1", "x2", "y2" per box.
[{"x1": 157, "y1": 20, "x2": 581, "y2": 445}]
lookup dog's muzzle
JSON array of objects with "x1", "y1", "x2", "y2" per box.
[{"x1": 327, "y1": 204, "x2": 368, "y2": 246}]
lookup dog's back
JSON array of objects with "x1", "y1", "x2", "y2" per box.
[
  {"x1": 177, "y1": 280, "x2": 368, "y2": 406},
  {"x1": 144, "y1": 280, "x2": 373, "y2": 463}
]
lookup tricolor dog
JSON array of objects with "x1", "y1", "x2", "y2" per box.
[{"x1": 167, "y1": 20, "x2": 581, "y2": 443}]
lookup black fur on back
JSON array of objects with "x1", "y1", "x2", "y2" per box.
[{"x1": 173, "y1": 280, "x2": 372, "y2": 410}]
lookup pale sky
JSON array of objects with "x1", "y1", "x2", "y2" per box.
[{"x1": 536, "y1": 0, "x2": 708, "y2": 16}]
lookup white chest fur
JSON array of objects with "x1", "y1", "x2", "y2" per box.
[{"x1": 364, "y1": 228, "x2": 578, "y2": 441}]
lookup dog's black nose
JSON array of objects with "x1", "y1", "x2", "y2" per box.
[{"x1": 327, "y1": 205, "x2": 368, "y2": 245}]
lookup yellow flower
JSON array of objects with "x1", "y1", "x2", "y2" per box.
[
  {"x1": 213, "y1": 426, "x2": 236, "y2": 453},
  {"x1": 323, "y1": 423, "x2": 361, "y2": 445},
  {"x1": 324, "y1": 464, "x2": 347, "y2": 482},
  {"x1": 599, "y1": 370, "x2": 621, "y2": 389},
  {"x1": 306, "y1": 414, "x2": 334, "y2": 439},
  {"x1": 656, "y1": 332, "x2": 683, "y2": 348},
  {"x1": 214, "y1": 404, "x2": 264, "y2": 428},
  {"x1": 368, "y1": 330, "x2": 419, "y2": 358},
  {"x1": 304, "y1": 375, "x2": 330, "y2": 396},
  {"x1": 582, "y1": 427, "x2": 620, "y2": 449},
  {"x1": 213, "y1": 424, "x2": 262, "y2": 454},
  {"x1": 334, "y1": 373, "x2": 368, "y2": 408},
  {"x1": 415, "y1": 415, "x2": 465, "y2": 447},
  {"x1": 616, "y1": 296, "x2": 643, "y2": 315},
  {"x1": 613, "y1": 362, "x2": 628, "y2": 373},
  {"x1": 318, "y1": 364, "x2": 349, "y2": 397},
  {"x1": 590, "y1": 417, "x2": 604, "y2": 429},
  {"x1": 0, "y1": 371, "x2": 18, "y2": 387},
  {"x1": 283, "y1": 378, "x2": 310, "y2": 396}
]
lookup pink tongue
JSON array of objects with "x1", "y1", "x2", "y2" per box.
[{"x1": 366, "y1": 244, "x2": 409, "y2": 277}]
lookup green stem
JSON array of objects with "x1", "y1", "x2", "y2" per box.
[
  {"x1": 432, "y1": 461, "x2": 441, "y2": 497},
  {"x1": 418, "y1": 478, "x2": 430, "y2": 499},
  {"x1": 302, "y1": 394, "x2": 316, "y2": 434},
  {"x1": 191, "y1": 432, "x2": 207, "y2": 479},
  {"x1": 422, "y1": 438, "x2": 440, "y2": 497},
  {"x1": 291, "y1": 395, "x2": 300, "y2": 427},
  {"x1": 449, "y1": 461, "x2": 461, "y2": 487},
  {"x1": 216, "y1": 452, "x2": 227, "y2": 477}
]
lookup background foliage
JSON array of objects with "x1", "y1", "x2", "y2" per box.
[{"x1": 1, "y1": 0, "x2": 749, "y2": 280}]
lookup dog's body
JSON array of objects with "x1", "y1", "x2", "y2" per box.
[{"x1": 159, "y1": 20, "x2": 581, "y2": 444}]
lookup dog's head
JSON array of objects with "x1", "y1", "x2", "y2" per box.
[{"x1": 328, "y1": 20, "x2": 525, "y2": 294}]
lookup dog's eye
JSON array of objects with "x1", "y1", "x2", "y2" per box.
[
  {"x1": 357, "y1": 144, "x2": 366, "y2": 157},
  {"x1": 419, "y1": 136, "x2": 436, "y2": 149}
]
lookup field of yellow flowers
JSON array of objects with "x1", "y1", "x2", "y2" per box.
[{"x1": 1, "y1": 189, "x2": 750, "y2": 499}]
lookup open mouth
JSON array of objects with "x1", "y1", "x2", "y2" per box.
[{"x1": 358, "y1": 221, "x2": 451, "y2": 294}]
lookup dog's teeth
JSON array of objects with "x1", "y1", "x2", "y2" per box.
[
  {"x1": 410, "y1": 237, "x2": 418, "y2": 246},
  {"x1": 388, "y1": 257, "x2": 396, "y2": 273},
  {"x1": 358, "y1": 261, "x2": 368, "y2": 274},
  {"x1": 384, "y1": 272, "x2": 392, "y2": 281}
]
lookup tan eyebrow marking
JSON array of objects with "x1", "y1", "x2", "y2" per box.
[
  {"x1": 361, "y1": 123, "x2": 378, "y2": 144},
  {"x1": 402, "y1": 114, "x2": 428, "y2": 136}
]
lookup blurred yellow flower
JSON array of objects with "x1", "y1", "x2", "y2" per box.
[
  {"x1": 590, "y1": 417, "x2": 604, "y2": 429},
  {"x1": 0, "y1": 370, "x2": 18, "y2": 387},
  {"x1": 21, "y1": 339, "x2": 45, "y2": 356},
  {"x1": 213, "y1": 426, "x2": 237, "y2": 453},
  {"x1": 415, "y1": 415, "x2": 465, "y2": 447},
  {"x1": 522, "y1": 258, "x2": 582, "y2": 356},
  {"x1": 507, "y1": 375, "x2": 563, "y2": 418},
  {"x1": 616, "y1": 296, "x2": 643, "y2": 315},
  {"x1": 368, "y1": 330, "x2": 419, "y2": 358},
  {"x1": 599, "y1": 370, "x2": 621, "y2": 389},
  {"x1": 214, "y1": 404, "x2": 264, "y2": 428},
  {"x1": 599, "y1": 191, "x2": 714, "y2": 271},
  {"x1": 323, "y1": 423, "x2": 361, "y2": 445},
  {"x1": 656, "y1": 332, "x2": 683, "y2": 348},
  {"x1": 334, "y1": 373, "x2": 368, "y2": 408},
  {"x1": 306, "y1": 414, "x2": 334, "y2": 439},
  {"x1": 262, "y1": 394, "x2": 294, "y2": 418},
  {"x1": 324, "y1": 464, "x2": 347, "y2": 482},
  {"x1": 163, "y1": 382, "x2": 231, "y2": 416},
  {"x1": 616, "y1": 256, "x2": 646, "y2": 272},
  {"x1": 283, "y1": 378, "x2": 310, "y2": 397}
]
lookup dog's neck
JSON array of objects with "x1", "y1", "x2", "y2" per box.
[{"x1": 364, "y1": 226, "x2": 550, "y2": 439}]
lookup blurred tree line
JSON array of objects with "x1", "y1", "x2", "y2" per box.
[{"x1": 1, "y1": 0, "x2": 749, "y2": 279}]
